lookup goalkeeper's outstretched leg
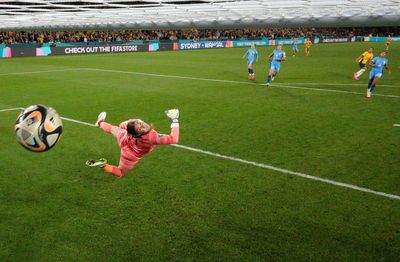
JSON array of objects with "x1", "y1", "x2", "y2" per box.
[
  {"x1": 86, "y1": 109, "x2": 180, "y2": 177},
  {"x1": 102, "y1": 162, "x2": 135, "y2": 177}
]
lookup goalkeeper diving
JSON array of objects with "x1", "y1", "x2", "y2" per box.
[{"x1": 86, "y1": 109, "x2": 180, "y2": 177}]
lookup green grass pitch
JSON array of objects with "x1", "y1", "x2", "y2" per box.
[{"x1": 0, "y1": 42, "x2": 399, "y2": 261}]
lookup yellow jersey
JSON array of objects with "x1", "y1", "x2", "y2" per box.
[
  {"x1": 305, "y1": 40, "x2": 312, "y2": 48},
  {"x1": 386, "y1": 37, "x2": 391, "y2": 44},
  {"x1": 360, "y1": 51, "x2": 373, "y2": 64}
]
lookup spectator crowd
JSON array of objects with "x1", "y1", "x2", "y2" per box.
[{"x1": 1, "y1": 27, "x2": 398, "y2": 45}]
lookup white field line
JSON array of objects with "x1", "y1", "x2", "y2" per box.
[
  {"x1": 273, "y1": 83, "x2": 400, "y2": 99},
  {"x1": 1, "y1": 107, "x2": 399, "y2": 201},
  {"x1": 80, "y1": 67, "x2": 255, "y2": 85},
  {"x1": 80, "y1": 68, "x2": 400, "y2": 99},
  {"x1": 283, "y1": 82, "x2": 400, "y2": 88},
  {"x1": 0, "y1": 107, "x2": 95, "y2": 127},
  {"x1": 60, "y1": 116, "x2": 96, "y2": 127},
  {"x1": 0, "y1": 107, "x2": 95, "y2": 126},
  {"x1": 173, "y1": 144, "x2": 400, "y2": 201},
  {"x1": 394, "y1": 124, "x2": 400, "y2": 127},
  {"x1": 0, "y1": 69, "x2": 78, "y2": 77},
  {"x1": 1, "y1": 67, "x2": 400, "y2": 99},
  {"x1": 0, "y1": 107, "x2": 24, "y2": 112}
]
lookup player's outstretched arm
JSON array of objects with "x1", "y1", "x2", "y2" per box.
[
  {"x1": 154, "y1": 109, "x2": 180, "y2": 145},
  {"x1": 95, "y1": 112, "x2": 121, "y2": 136}
]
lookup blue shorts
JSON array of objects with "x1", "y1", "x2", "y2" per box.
[
  {"x1": 369, "y1": 71, "x2": 383, "y2": 80},
  {"x1": 270, "y1": 61, "x2": 281, "y2": 72},
  {"x1": 248, "y1": 59, "x2": 254, "y2": 65}
]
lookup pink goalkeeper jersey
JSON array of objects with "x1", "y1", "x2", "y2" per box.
[{"x1": 117, "y1": 120, "x2": 179, "y2": 160}]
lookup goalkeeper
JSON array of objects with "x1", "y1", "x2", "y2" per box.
[{"x1": 86, "y1": 109, "x2": 180, "y2": 177}]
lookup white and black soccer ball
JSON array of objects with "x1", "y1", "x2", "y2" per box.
[{"x1": 15, "y1": 105, "x2": 63, "y2": 152}]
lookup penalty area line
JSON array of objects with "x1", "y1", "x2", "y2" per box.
[
  {"x1": 0, "y1": 69, "x2": 79, "y2": 77},
  {"x1": 0, "y1": 107, "x2": 24, "y2": 112},
  {"x1": 60, "y1": 117, "x2": 96, "y2": 127},
  {"x1": 2, "y1": 67, "x2": 400, "y2": 99},
  {"x1": 1, "y1": 107, "x2": 399, "y2": 201},
  {"x1": 172, "y1": 144, "x2": 400, "y2": 201},
  {"x1": 283, "y1": 82, "x2": 400, "y2": 88},
  {"x1": 79, "y1": 68, "x2": 400, "y2": 99},
  {"x1": 0, "y1": 107, "x2": 96, "y2": 127},
  {"x1": 394, "y1": 124, "x2": 400, "y2": 127},
  {"x1": 272, "y1": 84, "x2": 400, "y2": 99}
]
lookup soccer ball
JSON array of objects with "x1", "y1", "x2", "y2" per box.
[{"x1": 15, "y1": 105, "x2": 63, "y2": 152}]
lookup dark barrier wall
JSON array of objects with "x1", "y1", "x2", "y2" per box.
[
  {"x1": 10, "y1": 47, "x2": 37, "y2": 57},
  {"x1": 159, "y1": 43, "x2": 175, "y2": 51}
]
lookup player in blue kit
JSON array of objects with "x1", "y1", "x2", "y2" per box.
[
  {"x1": 266, "y1": 43, "x2": 286, "y2": 87},
  {"x1": 291, "y1": 38, "x2": 299, "y2": 56},
  {"x1": 367, "y1": 51, "x2": 390, "y2": 98},
  {"x1": 242, "y1": 44, "x2": 258, "y2": 79}
]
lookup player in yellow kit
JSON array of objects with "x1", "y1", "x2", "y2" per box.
[
  {"x1": 305, "y1": 38, "x2": 312, "y2": 56},
  {"x1": 385, "y1": 36, "x2": 391, "y2": 51},
  {"x1": 353, "y1": 47, "x2": 374, "y2": 80}
]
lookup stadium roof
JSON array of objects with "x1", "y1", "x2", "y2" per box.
[{"x1": 0, "y1": 0, "x2": 399, "y2": 30}]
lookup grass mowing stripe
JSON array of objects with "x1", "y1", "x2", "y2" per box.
[
  {"x1": 78, "y1": 68, "x2": 400, "y2": 99},
  {"x1": 80, "y1": 67, "x2": 255, "y2": 84},
  {"x1": 273, "y1": 83, "x2": 400, "y2": 98},
  {"x1": 172, "y1": 144, "x2": 400, "y2": 201},
  {"x1": 2, "y1": 67, "x2": 400, "y2": 98},
  {"x1": 0, "y1": 69, "x2": 77, "y2": 76},
  {"x1": 283, "y1": 82, "x2": 400, "y2": 88},
  {"x1": 2, "y1": 107, "x2": 399, "y2": 201}
]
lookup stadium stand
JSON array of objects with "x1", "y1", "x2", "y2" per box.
[{"x1": 1, "y1": 27, "x2": 399, "y2": 45}]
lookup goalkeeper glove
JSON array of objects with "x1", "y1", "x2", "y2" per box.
[{"x1": 165, "y1": 109, "x2": 179, "y2": 128}]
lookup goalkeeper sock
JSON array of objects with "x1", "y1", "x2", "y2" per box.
[{"x1": 103, "y1": 164, "x2": 124, "y2": 177}]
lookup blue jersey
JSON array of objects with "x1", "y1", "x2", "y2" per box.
[
  {"x1": 245, "y1": 49, "x2": 258, "y2": 62},
  {"x1": 291, "y1": 40, "x2": 298, "y2": 48},
  {"x1": 371, "y1": 57, "x2": 388, "y2": 74},
  {"x1": 272, "y1": 49, "x2": 286, "y2": 62}
]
